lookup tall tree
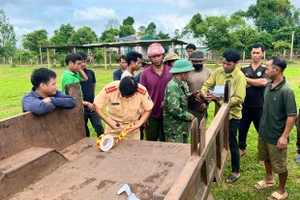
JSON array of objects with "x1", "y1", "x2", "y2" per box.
[
  {"x1": 22, "y1": 29, "x2": 50, "y2": 53},
  {"x1": 138, "y1": 26, "x2": 146, "y2": 35},
  {"x1": 69, "y1": 26, "x2": 98, "y2": 45},
  {"x1": 100, "y1": 28, "x2": 119, "y2": 42},
  {"x1": 123, "y1": 16, "x2": 135, "y2": 26},
  {"x1": 173, "y1": 29, "x2": 181, "y2": 39},
  {"x1": 155, "y1": 31, "x2": 170, "y2": 39},
  {"x1": 50, "y1": 23, "x2": 75, "y2": 45},
  {"x1": 145, "y1": 22, "x2": 156, "y2": 36},
  {"x1": 105, "y1": 18, "x2": 120, "y2": 29},
  {"x1": 0, "y1": 9, "x2": 16, "y2": 57},
  {"x1": 245, "y1": 0, "x2": 295, "y2": 32},
  {"x1": 119, "y1": 25, "x2": 135, "y2": 37}
]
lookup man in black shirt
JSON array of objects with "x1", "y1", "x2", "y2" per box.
[
  {"x1": 238, "y1": 43, "x2": 268, "y2": 156},
  {"x1": 79, "y1": 52, "x2": 104, "y2": 137}
]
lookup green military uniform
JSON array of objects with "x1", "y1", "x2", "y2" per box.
[
  {"x1": 163, "y1": 59, "x2": 194, "y2": 143},
  {"x1": 163, "y1": 77, "x2": 191, "y2": 143}
]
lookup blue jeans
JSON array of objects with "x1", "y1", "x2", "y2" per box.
[{"x1": 84, "y1": 107, "x2": 104, "y2": 137}]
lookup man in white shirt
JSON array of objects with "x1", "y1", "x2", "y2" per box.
[{"x1": 121, "y1": 51, "x2": 142, "y2": 79}]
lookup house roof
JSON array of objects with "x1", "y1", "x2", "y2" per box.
[{"x1": 41, "y1": 39, "x2": 188, "y2": 49}]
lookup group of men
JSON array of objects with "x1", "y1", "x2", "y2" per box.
[{"x1": 21, "y1": 42, "x2": 298, "y2": 200}]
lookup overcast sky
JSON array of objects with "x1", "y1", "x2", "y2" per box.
[{"x1": 2, "y1": 0, "x2": 300, "y2": 44}]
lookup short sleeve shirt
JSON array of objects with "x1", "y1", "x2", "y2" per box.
[
  {"x1": 113, "y1": 68, "x2": 123, "y2": 81},
  {"x1": 241, "y1": 64, "x2": 268, "y2": 108},
  {"x1": 80, "y1": 68, "x2": 96, "y2": 103},
  {"x1": 94, "y1": 81, "x2": 154, "y2": 123},
  {"x1": 259, "y1": 78, "x2": 297, "y2": 145},
  {"x1": 61, "y1": 69, "x2": 83, "y2": 93}
]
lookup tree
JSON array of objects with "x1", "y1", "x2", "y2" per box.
[
  {"x1": 69, "y1": 26, "x2": 98, "y2": 45},
  {"x1": 123, "y1": 16, "x2": 135, "y2": 26},
  {"x1": 50, "y1": 23, "x2": 75, "y2": 45},
  {"x1": 138, "y1": 26, "x2": 146, "y2": 35},
  {"x1": 186, "y1": 13, "x2": 204, "y2": 37},
  {"x1": 119, "y1": 25, "x2": 135, "y2": 37},
  {"x1": 22, "y1": 29, "x2": 50, "y2": 53},
  {"x1": 231, "y1": 26, "x2": 259, "y2": 53},
  {"x1": 245, "y1": 0, "x2": 295, "y2": 32},
  {"x1": 173, "y1": 29, "x2": 181, "y2": 39},
  {"x1": 155, "y1": 31, "x2": 170, "y2": 39},
  {"x1": 0, "y1": 9, "x2": 16, "y2": 57},
  {"x1": 100, "y1": 28, "x2": 119, "y2": 42},
  {"x1": 105, "y1": 18, "x2": 120, "y2": 29},
  {"x1": 145, "y1": 22, "x2": 156, "y2": 36}
]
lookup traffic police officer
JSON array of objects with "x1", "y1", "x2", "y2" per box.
[{"x1": 93, "y1": 76, "x2": 154, "y2": 140}]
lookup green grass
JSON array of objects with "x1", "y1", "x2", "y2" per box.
[{"x1": 1, "y1": 64, "x2": 300, "y2": 199}]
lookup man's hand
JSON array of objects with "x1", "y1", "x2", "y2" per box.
[
  {"x1": 161, "y1": 101, "x2": 164, "y2": 108},
  {"x1": 128, "y1": 124, "x2": 140, "y2": 132},
  {"x1": 107, "y1": 119, "x2": 122, "y2": 130},
  {"x1": 202, "y1": 93, "x2": 215, "y2": 101},
  {"x1": 246, "y1": 83, "x2": 252, "y2": 88},
  {"x1": 43, "y1": 97, "x2": 52, "y2": 103},
  {"x1": 213, "y1": 97, "x2": 221, "y2": 106},
  {"x1": 142, "y1": 119, "x2": 149, "y2": 128},
  {"x1": 87, "y1": 102, "x2": 93, "y2": 110},
  {"x1": 277, "y1": 136, "x2": 288, "y2": 149},
  {"x1": 190, "y1": 113, "x2": 195, "y2": 121},
  {"x1": 199, "y1": 103, "x2": 207, "y2": 112}
]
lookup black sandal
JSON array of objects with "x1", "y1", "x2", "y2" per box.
[{"x1": 225, "y1": 174, "x2": 240, "y2": 183}]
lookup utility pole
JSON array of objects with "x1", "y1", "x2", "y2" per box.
[{"x1": 290, "y1": 31, "x2": 295, "y2": 60}]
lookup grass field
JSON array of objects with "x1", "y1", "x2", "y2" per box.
[{"x1": 1, "y1": 64, "x2": 300, "y2": 199}]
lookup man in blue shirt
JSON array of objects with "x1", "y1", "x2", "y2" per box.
[
  {"x1": 78, "y1": 52, "x2": 104, "y2": 137},
  {"x1": 113, "y1": 54, "x2": 127, "y2": 81},
  {"x1": 22, "y1": 68, "x2": 76, "y2": 115}
]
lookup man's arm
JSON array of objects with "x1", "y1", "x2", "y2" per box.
[
  {"x1": 93, "y1": 104, "x2": 120, "y2": 130},
  {"x1": 277, "y1": 115, "x2": 297, "y2": 149},
  {"x1": 230, "y1": 76, "x2": 247, "y2": 106},
  {"x1": 113, "y1": 70, "x2": 119, "y2": 81},
  {"x1": 78, "y1": 69, "x2": 88, "y2": 81},
  {"x1": 164, "y1": 85, "x2": 193, "y2": 121},
  {"x1": 50, "y1": 91, "x2": 76, "y2": 109},
  {"x1": 246, "y1": 77, "x2": 268, "y2": 87},
  {"x1": 22, "y1": 95, "x2": 55, "y2": 115}
]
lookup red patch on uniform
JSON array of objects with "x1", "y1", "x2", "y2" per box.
[
  {"x1": 105, "y1": 86, "x2": 118, "y2": 93},
  {"x1": 137, "y1": 87, "x2": 146, "y2": 95}
]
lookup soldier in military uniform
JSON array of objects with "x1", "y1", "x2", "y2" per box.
[
  {"x1": 238, "y1": 43, "x2": 269, "y2": 157},
  {"x1": 163, "y1": 59, "x2": 195, "y2": 143},
  {"x1": 93, "y1": 76, "x2": 154, "y2": 140}
]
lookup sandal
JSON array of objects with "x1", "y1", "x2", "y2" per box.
[
  {"x1": 268, "y1": 191, "x2": 288, "y2": 200},
  {"x1": 255, "y1": 180, "x2": 275, "y2": 189},
  {"x1": 225, "y1": 174, "x2": 240, "y2": 183}
]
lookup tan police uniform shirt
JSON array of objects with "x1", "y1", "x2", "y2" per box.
[{"x1": 94, "y1": 81, "x2": 154, "y2": 140}]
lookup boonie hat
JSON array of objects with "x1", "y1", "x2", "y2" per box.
[
  {"x1": 163, "y1": 52, "x2": 180, "y2": 63},
  {"x1": 170, "y1": 59, "x2": 194, "y2": 74},
  {"x1": 190, "y1": 51, "x2": 205, "y2": 61}
]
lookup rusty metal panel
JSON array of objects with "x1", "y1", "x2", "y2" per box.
[
  {"x1": 7, "y1": 139, "x2": 190, "y2": 200},
  {"x1": 0, "y1": 83, "x2": 85, "y2": 161}
]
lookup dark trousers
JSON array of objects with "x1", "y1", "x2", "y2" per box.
[
  {"x1": 145, "y1": 117, "x2": 165, "y2": 141},
  {"x1": 229, "y1": 119, "x2": 240, "y2": 173},
  {"x1": 296, "y1": 112, "x2": 300, "y2": 154},
  {"x1": 84, "y1": 107, "x2": 104, "y2": 137},
  {"x1": 238, "y1": 106, "x2": 263, "y2": 150}
]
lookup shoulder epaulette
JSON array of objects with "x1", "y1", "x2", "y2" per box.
[
  {"x1": 105, "y1": 86, "x2": 118, "y2": 93},
  {"x1": 137, "y1": 87, "x2": 146, "y2": 95}
]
